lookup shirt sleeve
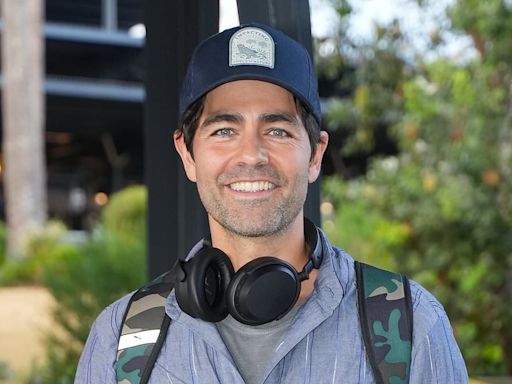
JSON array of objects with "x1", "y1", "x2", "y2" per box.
[
  {"x1": 410, "y1": 311, "x2": 469, "y2": 383},
  {"x1": 74, "y1": 299, "x2": 128, "y2": 384}
]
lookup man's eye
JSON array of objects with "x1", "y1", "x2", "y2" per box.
[
  {"x1": 269, "y1": 128, "x2": 290, "y2": 137},
  {"x1": 213, "y1": 128, "x2": 234, "y2": 137}
]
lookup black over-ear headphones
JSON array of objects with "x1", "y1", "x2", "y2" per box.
[{"x1": 175, "y1": 218, "x2": 323, "y2": 326}]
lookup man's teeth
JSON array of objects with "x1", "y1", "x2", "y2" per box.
[{"x1": 229, "y1": 181, "x2": 275, "y2": 192}]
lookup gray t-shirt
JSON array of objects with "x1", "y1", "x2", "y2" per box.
[{"x1": 216, "y1": 304, "x2": 301, "y2": 384}]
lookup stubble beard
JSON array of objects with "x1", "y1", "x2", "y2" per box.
[{"x1": 197, "y1": 172, "x2": 309, "y2": 238}]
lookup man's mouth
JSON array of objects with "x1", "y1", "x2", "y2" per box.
[{"x1": 229, "y1": 181, "x2": 276, "y2": 192}]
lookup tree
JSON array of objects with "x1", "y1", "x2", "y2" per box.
[
  {"x1": 320, "y1": 0, "x2": 512, "y2": 376},
  {"x1": 1, "y1": 0, "x2": 47, "y2": 257},
  {"x1": 315, "y1": 2, "x2": 411, "y2": 179}
]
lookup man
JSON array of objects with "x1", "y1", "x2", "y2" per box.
[{"x1": 75, "y1": 23, "x2": 468, "y2": 383}]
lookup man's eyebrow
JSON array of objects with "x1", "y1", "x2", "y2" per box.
[
  {"x1": 259, "y1": 112, "x2": 301, "y2": 126},
  {"x1": 200, "y1": 112, "x2": 243, "y2": 128}
]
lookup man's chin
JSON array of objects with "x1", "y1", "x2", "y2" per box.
[
  {"x1": 221, "y1": 222, "x2": 278, "y2": 238},
  {"x1": 217, "y1": 213, "x2": 291, "y2": 238}
]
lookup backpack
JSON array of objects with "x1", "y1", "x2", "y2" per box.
[{"x1": 115, "y1": 261, "x2": 412, "y2": 384}]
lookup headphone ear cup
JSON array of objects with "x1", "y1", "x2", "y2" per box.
[
  {"x1": 226, "y1": 257, "x2": 300, "y2": 325},
  {"x1": 175, "y1": 247, "x2": 234, "y2": 322}
]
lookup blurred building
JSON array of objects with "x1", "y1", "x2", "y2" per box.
[{"x1": 1, "y1": 0, "x2": 145, "y2": 229}]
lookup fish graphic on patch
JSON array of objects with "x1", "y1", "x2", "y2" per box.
[{"x1": 237, "y1": 44, "x2": 265, "y2": 60}]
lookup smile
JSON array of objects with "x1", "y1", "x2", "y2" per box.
[{"x1": 229, "y1": 181, "x2": 276, "y2": 192}]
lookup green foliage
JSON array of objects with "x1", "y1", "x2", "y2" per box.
[
  {"x1": 0, "y1": 222, "x2": 6, "y2": 266},
  {"x1": 324, "y1": 55, "x2": 512, "y2": 376},
  {"x1": 322, "y1": 177, "x2": 410, "y2": 270},
  {"x1": 27, "y1": 230, "x2": 146, "y2": 383},
  {"x1": 449, "y1": 0, "x2": 512, "y2": 67},
  {"x1": 319, "y1": 0, "x2": 512, "y2": 375},
  {"x1": 322, "y1": 0, "x2": 512, "y2": 376},
  {"x1": 0, "y1": 222, "x2": 77, "y2": 286},
  {"x1": 401, "y1": 61, "x2": 512, "y2": 376},
  {"x1": 0, "y1": 360, "x2": 11, "y2": 383},
  {"x1": 24, "y1": 186, "x2": 148, "y2": 383},
  {"x1": 101, "y1": 185, "x2": 147, "y2": 242},
  {"x1": 331, "y1": 0, "x2": 351, "y2": 18},
  {"x1": 324, "y1": 46, "x2": 407, "y2": 157},
  {"x1": 317, "y1": 7, "x2": 411, "y2": 167}
]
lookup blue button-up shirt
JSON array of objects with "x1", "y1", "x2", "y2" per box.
[{"x1": 75, "y1": 232, "x2": 468, "y2": 383}]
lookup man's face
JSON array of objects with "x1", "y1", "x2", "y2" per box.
[{"x1": 175, "y1": 80, "x2": 327, "y2": 238}]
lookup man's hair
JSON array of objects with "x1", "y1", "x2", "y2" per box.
[{"x1": 176, "y1": 95, "x2": 321, "y2": 159}]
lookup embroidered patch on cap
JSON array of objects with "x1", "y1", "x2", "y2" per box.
[{"x1": 229, "y1": 27, "x2": 275, "y2": 69}]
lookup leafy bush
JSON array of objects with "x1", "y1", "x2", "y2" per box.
[
  {"x1": 0, "y1": 222, "x2": 6, "y2": 267},
  {"x1": 101, "y1": 185, "x2": 147, "y2": 241},
  {"x1": 322, "y1": 177, "x2": 410, "y2": 271},
  {"x1": 25, "y1": 186, "x2": 147, "y2": 383},
  {"x1": 0, "y1": 221, "x2": 76, "y2": 286},
  {"x1": 319, "y1": 0, "x2": 512, "y2": 374},
  {"x1": 323, "y1": 58, "x2": 512, "y2": 376}
]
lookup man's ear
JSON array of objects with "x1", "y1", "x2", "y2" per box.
[
  {"x1": 308, "y1": 131, "x2": 329, "y2": 183},
  {"x1": 173, "y1": 130, "x2": 197, "y2": 182}
]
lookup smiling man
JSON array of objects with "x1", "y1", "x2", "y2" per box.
[
  {"x1": 75, "y1": 23, "x2": 468, "y2": 384},
  {"x1": 175, "y1": 79, "x2": 327, "y2": 275}
]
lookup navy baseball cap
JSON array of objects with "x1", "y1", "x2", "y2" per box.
[{"x1": 179, "y1": 23, "x2": 321, "y2": 124}]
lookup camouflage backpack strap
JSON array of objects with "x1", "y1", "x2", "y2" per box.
[
  {"x1": 355, "y1": 261, "x2": 413, "y2": 384},
  {"x1": 116, "y1": 268, "x2": 176, "y2": 384}
]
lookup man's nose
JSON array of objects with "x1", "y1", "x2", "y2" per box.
[{"x1": 236, "y1": 130, "x2": 269, "y2": 166}]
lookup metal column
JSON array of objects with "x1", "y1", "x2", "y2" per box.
[{"x1": 145, "y1": 0, "x2": 218, "y2": 279}]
